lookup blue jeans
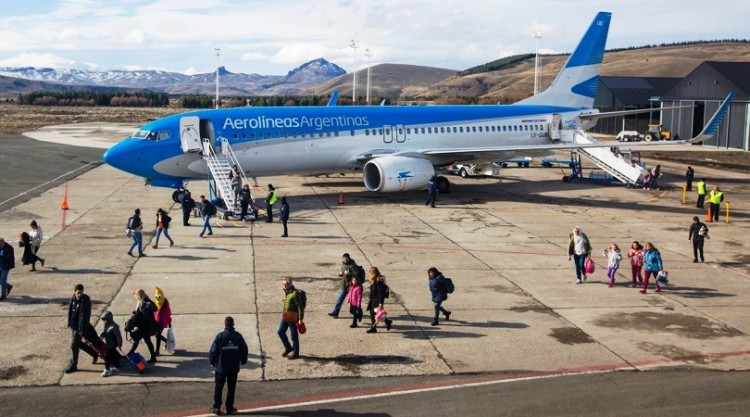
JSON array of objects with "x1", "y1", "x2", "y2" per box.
[
  {"x1": 278, "y1": 319, "x2": 299, "y2": 355},
  {"x1": 129, "y1": 231, "x2": 143, "y2": 255},
  {"x1": 0, "y1": 269, "x2": 10, "y2": 296},
  {"x1": 155, "y1": 227, "x2": 172, "y2": 244},
  {"x1": 331, "y1": 288, "x2": 347, "y2": 315},
  {"x1": 201, "y1": 215, "x2": 213, "y2": 236},
  {"x1": 573, "y1": 254, "x2": 587, "y2": 280}
]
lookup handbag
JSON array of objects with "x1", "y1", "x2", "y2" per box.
[
  {"x1": 166, "y1": 326, "x2": 176, "y2": 354},
  {"x1": 295, "y1": 321, "x2": 307, "y2": 335},
  {"x1": 584, "y1": 257, "x2": 595, "y2": 274},
  {"x1": 374, "y1": 307, "x2": 388, "y2": 323},
  {"x1": 282, "y1": 311, "x2": 298, "y2": 323}
]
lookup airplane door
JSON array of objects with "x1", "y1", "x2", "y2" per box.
[
  {"x1": 180, "y1": 116, "x2": 202, "y2": 152},
  {"x1": 382, "y1": 125, "x2": 393, "y2": 143},
  {"x1": 549, "y1": 114, "x2": 562, "y2": 142}
]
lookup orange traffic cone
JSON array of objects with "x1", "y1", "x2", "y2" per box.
[
  {"x1": 705, "y1": 206, "x2": 712, "y2": 222},
  {"x1": 61, "y1": 196, "x2": 69, "y2": 210},
  {"x1": 338, "y1": 192, "x2": 344, "y2": 205}
]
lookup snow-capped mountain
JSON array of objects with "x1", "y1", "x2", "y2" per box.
[{"x1": 0, "y1": 58, "x2": 347, "y2": 96}]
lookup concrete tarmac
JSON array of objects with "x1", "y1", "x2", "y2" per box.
[{"x1": 1, "y1": 123, "x2": 750, "y2": 416}]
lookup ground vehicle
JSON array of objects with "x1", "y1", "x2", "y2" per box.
[
  {"x1": 643, "y1": 124, "x2": 672, "y2": 141},
  {"x1": 499, "y1": 157, "x2": 533, "y2": 168},
  {"x1": 616, "y1": 130, "x2": 642, "y2": 142},
  {"x1": 448, "y1": 163, "x2": 502, "y2": 178}
]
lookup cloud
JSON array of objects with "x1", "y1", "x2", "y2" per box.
[{"x1": 0, "y1": 52, "x2": 76, "y2": 69}]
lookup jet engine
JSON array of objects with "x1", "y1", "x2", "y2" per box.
[{"x1": 363, "y1": 156, "x2": 435, "y2": 192}]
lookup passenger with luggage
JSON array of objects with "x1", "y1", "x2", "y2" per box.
[
  {"x1": 65, "y1": 283, "x2": 100, "y2": 373},
  {"x1": 278, "y1": 278, "x2": 304, "y2": 359},
  {"x1": 153, "y1": 287, "x2": 173, "y2": 356},
  {"x1": 428, "y1": 267, "x2": 452, "y2": 326},
  {"x1": 19, "y1": 231, "x2": 44, "y2": 272},
  {"x1": 639, "y1": 242, "x2": 664, "y2": 294},
  {"x1": 366, "y1": 266, "x2": 392, "y2": 333},
  {"x1": 329, "y1": 253, "x2": 362, "y2": 318},
  {"x1": 568, "y1": 226, "x2": 592, "y2": 284},
  {"x1": 199, "y1": 195, "x2": 215, "y2": 237},
  {"x1": 688, "y1": 216, "x2": 708, "y2": 263},
  {"x1": 181, "y1": 190, "x2": 196, "y2": 226},
  {"x1": 99, "y1": 311, "x2": 123, "y2": 377},
  {"x1": 125, "y1": 289, "x2": 158, "y2": 364},
  {"x1": 126, "y1": 208, "x2": 146, "y2": 257}
]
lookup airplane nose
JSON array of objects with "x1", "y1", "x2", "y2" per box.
[{"x1": 103, "y1": 139, "x2": 138, "y2": 173}]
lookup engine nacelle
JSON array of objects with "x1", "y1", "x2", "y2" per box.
[{"x1": 363, "y1": 156, "x2": 434, "y2": 192}]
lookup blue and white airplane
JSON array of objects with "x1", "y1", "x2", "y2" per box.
[{"x1": 103, "y1": 11, "x2": 733, "y2": 197}]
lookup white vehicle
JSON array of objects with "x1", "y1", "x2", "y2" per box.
[
  {"x1": 616, "y1": 130, "x2": 642, "y2": 142},
  {"x1": 450, "y1": 163, "x2": 502, "y2": 178}
]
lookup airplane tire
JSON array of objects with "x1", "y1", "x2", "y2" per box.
[
  {"x1": 562, "y1": 176, "x2": 571, "y2": 183},
  {"x1": 437, "y1": 176, "x2": 450, "y2": 194},
  {"x1": 172, "y1": 189, "x2": 187, "y2": 204}
]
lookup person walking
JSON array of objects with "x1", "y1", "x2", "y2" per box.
[
  {"x1": 153, "y1": 287, "x2": 172, "y2": 356},
  {"x1": 602, "y1": 244, "x2": 622, "y2": 288},
  {"x1": 238, "y1": 184, "x2": 252, "y2": 221},
  {"x1": 366, "y1": 266, "x2": 392, "y2": 333},
  {"x1": 199, "y1": 195, "x2": 215, "y2": 237},
  {"x1": 28, "y1": 220, "x2": 43, "y2": 256},
  {"x1": 278, "y1": 278, "x2": 304, "y2": 359},
  {"x1": 181, "y1": 190, "x2": 196, "y2": 226},
  {"x1": 99, "y1": 311, "x2": 123, "y2": 377},
  {"x1": 685, "y1": 166, "x2": 695, "y2": 192},
  {"x1": 649, "y1": 164, "x2": 663, "y2": 190},
  {"x1": 152, "y1": 208, "x2": 174, "y2": 249},
  {"x1": 127, "y1": 208, "x2": 146, "y2": 257},
  {"x1": 126, "y1": 289, "x2": 158, "y2": 364},
  {"x1": 65, "y1": 284, "x2": 100, "y2": 373},
  {"x1": 568, "y1": 226, "x2": 592, "y2": 284},
  {"x1": 640, "y1": 242, "x2": 664, "y2": 294},
  {"x1": 696, "y1": 178, "x2": 707, "y2": 209},
  {"x1": 627, "y1": 241, "x2": 644, "y2": 287},
  {"x1": 265, "y1": 184, "x2": 277, "y2": 223},
  {"x1": 0, "y1": 237, "x2": 15, "y2": 301},
  {"x1": 279, "y1": 196, "x2": 290, "y2": 237},
  {"x1": 428, "y1": 267, "x2": 451, "y2": 326},
  {"x1": 425, "y1": 175, "x2": 438, "y2": 208},
  {"x1": 708, "y1": 185, "x2": 724, "y2": 222},
  {"x1": 329, "y1": 253, "x2": 361, "y2": 318},
  {"x1": 19, "y1": 231, "x2": 44, "y2": 271},
  {"x1": 209, "y1": 316, "x2": 249, "y2": 416},
  {"x1": 346, "y1": 276, "x2": 363, "y2": 328},
  {"x1": 688, "y1": 216, "x2": 708, "y2": 263}
]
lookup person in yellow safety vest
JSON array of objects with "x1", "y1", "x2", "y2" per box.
[
  {"x1": 265, "y1": 184, "x2": 277, "y2": 223},
  {"x1": 708, "y1": 185, "x2": 724, "y2": 222},
  {"x1": 696, "y1": 179, "x2": 707, "y2": 209}
]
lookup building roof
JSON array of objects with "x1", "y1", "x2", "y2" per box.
[
  {"x1": 703, "y1": 61, "x2": 750, "y2": 97},
  {"x1": 600, "y1": 76, "x2": 681, "y2": 106}
]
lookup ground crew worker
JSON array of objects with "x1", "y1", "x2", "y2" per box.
[
  {"x1": 696, "y1": 178, "x2": 707, "y2": 209},
  {"x1": 265, "y1": 184, "x2": 277, "y2": 223},
  {"x1": 708, "y1": 185, "x2": 724, "y2": 222}
]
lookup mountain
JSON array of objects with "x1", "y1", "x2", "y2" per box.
[
  {"x1": 0, "y1": 58, "x2": 345, "y2": 96},
  {"x1": 0, "y1": 74, "x2": 149, "y2": 96}
]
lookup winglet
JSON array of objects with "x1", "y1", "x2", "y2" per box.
[
  {"x1": 687, "y1": 91, "x2": 735, "y2": 143},
  {"x1": 327, "y1": 90, "x2": 339, "y2": 106}
]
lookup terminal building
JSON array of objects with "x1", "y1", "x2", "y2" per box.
[{"x1": 592, "y1": 61, "x2": 750, "y2": 151}]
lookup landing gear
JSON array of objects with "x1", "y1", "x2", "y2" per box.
[
  {"x1": 171, "y1": 189, "x2": 189, "y2": 204},
  {"x1": 437, "y1": 176, "x2": 450, "y2": 194}
]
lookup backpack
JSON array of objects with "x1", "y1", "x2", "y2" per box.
[
  {"x1": 444, "y1": 277, "x2": 455, "y2": 294},
  {"x1": 126, "y1": 216, "x2": 141, "y2": 230},
  {"x1": 355, "y1": 265, "x2": 366, "y2": 285},
  {"x1": 383, "y1": 283, "x2": 390, "y2": 299},
  {"x1": 295, "y1": 289, "x2": 307, "y2": 311},
  {"x1": 206, "y1": 202, "x2": 217, "y2": 216},
  {"x1": 123, "y1": 313, "x2": 137, "y2": 333},
  {"x1": 698, "y1": 224, "x2": 708, "y2": 236}
]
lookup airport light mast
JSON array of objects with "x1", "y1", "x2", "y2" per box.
[
  {"x1": 365, "y1": 48, "x2": 372, "y2": 105},
  {"x1": 533, "y1": 24, "x2": 543, "y2": 96},
  {"x1": 350, "y1": 39, "x2": 359, "y2": 105},
  {"x1": 214, "y1": 48, "x2": 221, "y2": 109}
]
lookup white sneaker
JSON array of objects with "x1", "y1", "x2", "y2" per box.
[
  {"x1": 110, "y1": 367, "x2": 118, "y2": 375},
  {"x1": 575, "y1": 279, "x2": 582, "y2": 284},
  {"x1": 101, "y1": 369, "x2": 112, "y2": 377}
]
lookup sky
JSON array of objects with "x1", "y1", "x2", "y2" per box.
[{"x1": 0, "y1": 0, "x2": 748, "y2": 76}]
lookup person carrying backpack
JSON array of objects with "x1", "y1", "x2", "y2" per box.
[
  {"x1": 329, "y1": 253, "x2": 362, "y2": 318},
  {"x1": 126, "y1": 208, "x2": 145, "y2": 257},
  {"x1": 428, "y1": 267, "x2": 452, "y2": 326},
  {"x1": 126, "y1": 289, "x2": 158, "y2": 364},
  {"x1": 688, "y1": 216, "x2": 708, "y2": 263},
  {"x1": 278, "y1": 278, "x2": 304, "y2": 359},
  {"x1": 152, "y1": 208, "x2": 174, "y2": 249},
  {"x1": 199, "y1": 195, "x2": 215, "y2": 238}
]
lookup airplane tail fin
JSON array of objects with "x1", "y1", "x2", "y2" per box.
[{"x1": 516, "y1": 11, "x2": 611, "y2": 109}]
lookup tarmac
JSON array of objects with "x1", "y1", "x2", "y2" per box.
[{"x1": 2, "y1": 124, "x2": 750, "y2": 408}]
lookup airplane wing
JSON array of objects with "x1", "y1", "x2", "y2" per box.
[{"x1": 416, "y1": 91, "x2": 735, "y2": 162}]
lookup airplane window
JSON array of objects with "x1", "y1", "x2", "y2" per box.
[
  {"x1": 350, "y1": 130, "x2": 355, "y2": 136},
  {"x1": 319, "y1": 132, "x2": 323, "y2": 137},
  {"x1": 452, "y1": 127, "x2": 457, "y2": 133},
  {"x1": 250, "y1": 133, "x2": 255, "y2": 139},
  {"x1": 284, "y1": 132, "x2": 289, "y2": 138},
  {"x1": 157, "y1": 131, "x2": 171, "y2": 141},
  {"x1": 365, "y1": 130, "x2": 369, "y2": 136},
  {"x1": 334, "y1": 131, "x2": 339, "y2": 137},
  {"x1": 233, "y1": 133, "x2": 238, "y2": 139},
  {"x1": 459, "y1": 127, "x2": 464, "y2": 133},
  {"x1": 421, "y1": 128, "x2": 426, "y2": 134},
  {"x1": 478, "y1": 126, "x2": 483, "y2": 133},
  {"x1": 379, "y1": 129, "x2": 383, "y2": 135},
  {"x1": 242, "y1": 133, "x2": 246, "y2": 139},
  {"x1": 398, "y1": 128, "x2": 403, "y2": 135},
  {"x1": 386, "y1": 128, "x2": 391, "y2": 135},
  {"x1": 427, "y1": 127, "x2": 432, "y2": 134},
  {"x1": 471, "y1": 127, "x2": 476, "y2": 133},
  {"x1": 406, "y1": 128, "x2": 411, "y2": 134},
  {"x1": 326, "y1": 132, "x2": 331, "y2": 137}
]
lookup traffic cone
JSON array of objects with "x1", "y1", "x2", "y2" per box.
[
  {"x1": 705, "y1": 206, "x2": 712, "y2": 222},
  {"x1": 61, "y1": 196, "x2": 69, "y2": 210},
  {"x1": 338, "y1": 192, "x2": 344, "y2": 205}
]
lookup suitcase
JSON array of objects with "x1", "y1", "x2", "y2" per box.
[
  {"x1": 81, "y1": 332, "x2": 107, "y2": 359},
  {"x1": 127, "y1": 352, "x2": 148, "y2": 374}
]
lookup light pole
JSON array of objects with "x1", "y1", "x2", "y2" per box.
[
  {"x1": 365, "y1": 48, "x2": 372, "y2": 105},
  {"x1": 533, "y1": 25, "x2": 543, "y2": 96},
  {"x1": 214, "y1": 48, "x2": 221, "y2": 109},
  {"x1": 349, "y1": 39, "x2": 359, "y2": 105}
]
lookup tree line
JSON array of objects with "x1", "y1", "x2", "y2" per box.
[{"x1": 16, "y1": 91, "x2": 169, "y2": 107}]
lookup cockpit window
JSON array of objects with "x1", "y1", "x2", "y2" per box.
[
  {"x1": 133, "y1": 130, "x2": 150, "y2": 139},
  {"x1": 158, "y1": 131, "x2": 171, "y2": 141},
  {"x1": 133, "y1": 130, "x2": 170, "y2": 141}
]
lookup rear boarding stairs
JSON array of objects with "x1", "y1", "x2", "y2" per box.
[{"x1": 563, "y1": 130, "x2": 649, "y2": 187}]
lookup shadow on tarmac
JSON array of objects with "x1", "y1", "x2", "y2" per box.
[{"x1": 248, "y1": 410, "x2": 391, "y2": 417}]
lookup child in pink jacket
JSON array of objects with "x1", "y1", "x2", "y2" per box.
[
  {"x1": 627, "y1": 241, "x2": 644, "y2": 287},
  {"x1": 346, "y1": 277, "x2": 363, "y2": 328}
]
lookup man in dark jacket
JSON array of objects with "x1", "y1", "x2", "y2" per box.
[
  {"x1": 181, "y1": 190, "x2": 196, "y2": 226},
  {"x1": 428, "y1": 267, "x2": 451, "y2": 326},
  {"x1": 0, "y1": 237, "x2": 15, "y2": 301},
  {"x1": 279, "y1": 196, "x2": 290, "y2": 237},
  {"x1": 329, "y1": 253, "x2": 360, "y2": 318},
  {"x1": 688, "y1": 216, "x2": 708, "y2": 263},
  {"x1": 99, "y1": 311, "x2": 122, "y2": 377},
  {"x1": 66, "y1": 283, "x2": 99, "y2": 373},
  {"x1": 209, "y1": 316, "x2": 249, "y2": 416},
  {"x1": 426, "y1": 175, "x2": 438, "y2": 208},
  {"x1": 199, "y1": 195, "x2": 214, "y2": 237}
]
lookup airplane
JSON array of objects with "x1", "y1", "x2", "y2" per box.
[{"x1": 103, "y1": 11, "x2": 734, "y2": 203}]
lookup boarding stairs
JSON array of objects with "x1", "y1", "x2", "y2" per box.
[
  {"x1": 202, "y1": 138, "x2": 253, "y2": 213},
  {"x1": 571, "y1": 130, "x2": 648, "y2": 186}
]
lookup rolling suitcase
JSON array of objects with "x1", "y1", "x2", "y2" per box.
[{"x1": 127, "y1": 352, "x2": 148, "y2": 374}]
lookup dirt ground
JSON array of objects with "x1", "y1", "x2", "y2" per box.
[{"x1": 0, "y1": 104, "x2": 747, "y2": 171}]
